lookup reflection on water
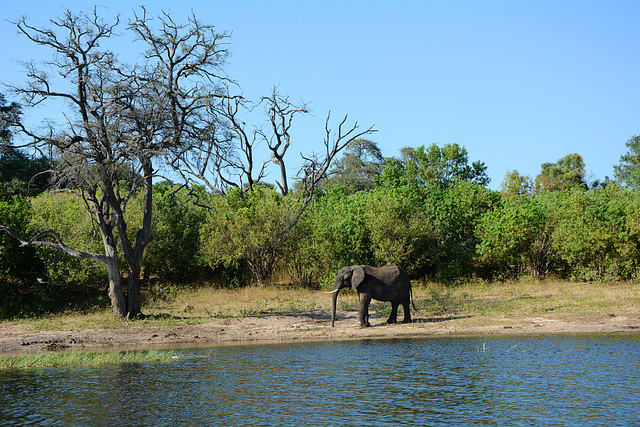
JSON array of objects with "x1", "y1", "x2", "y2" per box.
[{"x1": 2, "y1": 333, "x2": 640, "y2": 426}]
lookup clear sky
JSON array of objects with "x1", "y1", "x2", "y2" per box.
[{"x1": 2, "y1": 1, "x2": 639, "y2": 190}]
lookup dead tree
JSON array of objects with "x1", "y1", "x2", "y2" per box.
[
  {"x1": 3, "y1": 7, "x2": 231, "y2": 318},
  {"x1": 172, "y1": 83, "x2": 375, "y2": 286},
  {"x1": 212, "y1": 88, "x2": 375, "y2": 204},
  {"x1": 300, "y1": 112, "x2": 376, "y2": 204},
  {"x1": 259, "y1": 88, "x2": 310, "y2": 196}
]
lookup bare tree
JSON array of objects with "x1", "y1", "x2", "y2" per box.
[
  {"x1": 191, "y1": 89, "x2": 375, "y2": 286},
  {"x1": 299, "y1": 113, "x2": 376, "y2": 203},
  {"x1": 218, "y1": 91, "x2": 269, "y2": 192},
  {"x1": 184, "y1": 85, "x2": 374, "y2": 205},
  {"x1": 258, "y1": 88, "x2": 310, "y2": 195},
  {"x1": 2, "y1": 7, "x2": 230, "y2": 318},
  {"x1": 217, "y1": 89, "x2": 375, "y2": 200}
]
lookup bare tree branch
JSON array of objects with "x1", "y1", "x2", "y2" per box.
[
  {"x1": 299, "y1": 111, "x2": 376, "y2": 204},
  {"x1": 0, "y1": 226, "x2": 108, "y2": 263},
  {"x1": 258, "y1": 87, "x2": 310, "y2": 195}
]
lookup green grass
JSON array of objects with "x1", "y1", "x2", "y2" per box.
[{"x1": 0, "y1": 349, "x2": 176, "y2": 369}]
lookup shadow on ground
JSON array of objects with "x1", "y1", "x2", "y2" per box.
[
  {"x1": 134, "y1": 311, "x2": 471, "y2": 328},
  {"x1": 411, "y1": 316, "x2": 472, "y2": 324}
]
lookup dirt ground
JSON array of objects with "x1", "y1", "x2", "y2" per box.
[{"x1": 2, "y1": 308, "x2": 640, "y2": 355}]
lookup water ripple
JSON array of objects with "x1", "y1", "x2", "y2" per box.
[{"x1": 2, "y1": 334, "x2": 640, "y2": 426}]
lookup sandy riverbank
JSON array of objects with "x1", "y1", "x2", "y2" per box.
[{"x1": 2, "y1": 307, "x2": 640, "y2": 355}]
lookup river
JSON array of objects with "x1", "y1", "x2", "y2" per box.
[{"x1": 2, "y1": 333, "x2": 640, "y2": 426}]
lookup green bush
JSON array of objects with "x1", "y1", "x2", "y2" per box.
[
  {"x1": 279, "y1": 209, "x2": 323, "y2": 287},
  {"x1": 309, "y1": 186, "x2": 374, "y2": 270},
  {"x1": 29, "y1": 192, "x2": 107, "y2": 287},
  {"x1": 0, "y1": 196, "x2": 51, "y2": 318},
  {"x1": 141, "y1": 183, "x2": 211, "y2": 284},
  {"x1": 550, "y1": 186, "x2": 640, "y2": 281},
  {"x1": 365, "y1": 186, "x2": 438, "y2": 277},
  {"x1": 427, "y1": 181, "x2": 498, "y2": 279},
  {"x1": 477, "y1": 195, "x2": 552, "y2": 279},
  {"x1": 200, "y1": 187, "x2": 306, "y2": 286}
]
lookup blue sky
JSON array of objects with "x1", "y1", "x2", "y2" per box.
[{"x1": 2, "y1": 1, "x2": 639, "y2": 190}]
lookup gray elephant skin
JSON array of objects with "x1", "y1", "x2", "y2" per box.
[{"x1": 329, "y1": 265, "x2": 414, "y2": 328}]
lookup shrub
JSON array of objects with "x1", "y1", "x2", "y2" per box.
[
  {"x1": 366, "y1": 187, "x2": 438, "y2": 277},
  {"x1": 550, "y1": 186, "x2": 640, "y2": 281},
  {"x1": 477, "y1": 195, "x2": 552, "y2": 279},
  {"x1": 0, "y1": 196, "x2": 50, "y2": 318},
  {"x1": 141, "y1": 183, "x2": 210, "y2": 284},
  {"x1": 200, "y1": 187, "x2": 306, "y2": 286},
  {"x1": 29, "y1": 192, "x2": 106, "y2": 287}
]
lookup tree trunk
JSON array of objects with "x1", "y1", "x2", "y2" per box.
[
  {"x1": 120, "y1": 159, "x2": 154, "y2": 319},
  {"x1": 106, "y1": 256, "x2": 126, "y2": 317},
  {"x1": 126, "y1": 265, "x2": 142, "y2": 319},
  {"x1": 101, "y1": 238, "x2": 126, "y2": 316},
  {"x1": 93, "y1": 203, "x2": 127, "y2": 317}
]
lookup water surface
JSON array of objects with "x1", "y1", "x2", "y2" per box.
[{"x1": 2, "y1": 333, "x2": 640, "y2": 426}]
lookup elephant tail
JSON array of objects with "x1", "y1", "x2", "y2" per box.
[{"x1": 410, "y1": 283, "x2": 419, "y2": 312}]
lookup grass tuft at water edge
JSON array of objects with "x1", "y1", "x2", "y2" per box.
[{"x1": 0, "y1": 349, "x2": 176, "y2": 369}]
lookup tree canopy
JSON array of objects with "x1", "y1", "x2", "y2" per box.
[
  {"x1": 500, "y1": 170, "x2": 534, "y2": 198},
  {"x1": 614, "y1": 135, "x2": 640, "y2": 189},
  {"x1": 535, "y1": 153, "x2": 587, "y2": 192},
  {"x1": 404, "y1": 143, "x2": 490, "y2": 191},
  {"x1": 0, "y1": 94, "x2": 19, "y2": 147},
  {"x1": 326, "y1": 139, "x2": 384, "y2": 193}
]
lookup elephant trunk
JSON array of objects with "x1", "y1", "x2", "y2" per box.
[{"x1": 331, "y1": 288, "x2": 339, "y2": 327}]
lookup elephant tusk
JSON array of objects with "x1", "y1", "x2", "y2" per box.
[{"x1": 324, "y1": 289, "x2": 340, "y2": 294}]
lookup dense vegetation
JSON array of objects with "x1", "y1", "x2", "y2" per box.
[{"x1": 3, "y1": 135, "x2": 640, "y2": 319}]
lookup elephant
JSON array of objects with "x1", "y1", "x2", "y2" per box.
[{"x1": 328, "y1": 265, "x2": 415, "y2": 328}]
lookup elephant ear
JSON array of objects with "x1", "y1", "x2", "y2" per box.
[{"x1": 351, "y1": 266, "x2": 365, "y2": 290}]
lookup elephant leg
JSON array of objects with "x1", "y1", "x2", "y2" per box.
[
  {"x1": 387, "y1": 301, "x2": 399, "y2": 324},
  {"x1": 358, "y1": 293, "x2": 371, "y2": 328},
  {"x1": 401, "y1": 300, "x2": 412, "y2": 323}
]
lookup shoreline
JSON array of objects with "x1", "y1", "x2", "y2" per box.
[{"x1": 2, "y1": 309, "x2": 640, "y2": 356}]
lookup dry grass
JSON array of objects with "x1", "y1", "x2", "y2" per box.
[
  {"x1": 10, "y1": 286, "x2": 328, "y2": 331},
  {"x1": 25, "y1": 310, "x2": 126, "y2": 331},
  {"x1": 144, "y1": 286, "x2": 326, "y2": 319},
  {"x1": 408, "y1": 278, "x2": 640, "y2": 324},
  {"x1": 3, "y1": 279, "x2": 639, "y2": 332}
]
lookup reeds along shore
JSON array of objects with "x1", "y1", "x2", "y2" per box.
[{"x1": 0, "y1": 350, "x2": 175, "y2": 369}]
